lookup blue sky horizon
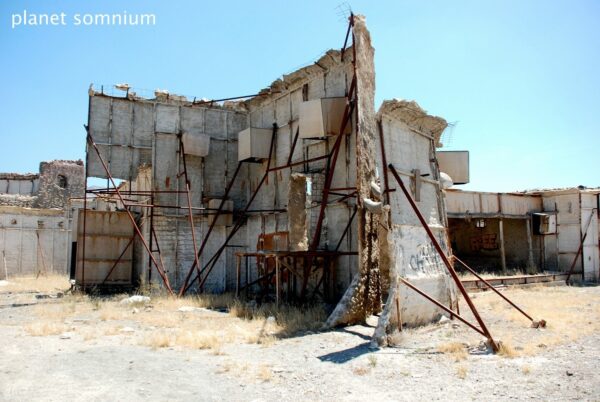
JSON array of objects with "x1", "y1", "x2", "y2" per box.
[{"x1": 1, "y1": 0, "x2": 598, "y2": 192}]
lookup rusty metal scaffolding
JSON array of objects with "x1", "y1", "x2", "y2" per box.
[{"x1": 79, "y1": 14, "x2": 360, "y2": 303}]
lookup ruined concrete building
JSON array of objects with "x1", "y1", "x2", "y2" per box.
[
  {"x1": 76, "y1": 15, "x2": 481, "y2": 344},
  {"x1": 447, "y1": 187, "x2": 599, "y2": 282},
  {"x1": 0, "y1": 160, "x2": 84, "y2": 277}
]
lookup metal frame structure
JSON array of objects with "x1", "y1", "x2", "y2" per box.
[{"x1": 79, "y1": 14, "x2": 360, "y2": 301}]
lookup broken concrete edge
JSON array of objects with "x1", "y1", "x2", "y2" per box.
[
  {"x1": 324, "y1": 16, "x2": 460, "y2": 345},
  {"x1": 0, "y1": 173, "x2": 39, "y2": 180},
  {"x1": 88, "y1": 47, "x2": 352, "y2": 116},
  {"x1": 324, "y1": 13, "x2": 384, "y2": 329},
  {"x1": 0, "y1": 205, "x2": 65, "y2": 216},
  {"x1": 88, "y1": 85, "x2": 250, "y2": 112},
  {"x1": 377, "y1": 99, "x2": 448, "y2": 147}
]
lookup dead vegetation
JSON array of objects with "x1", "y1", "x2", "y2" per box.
[
  {"x1": 0, "y1": 274, "x2": 70, "y2": 294},
  {"x1": 8, "y1": 275, "x2": 327, "y2": 352},
  {"x1": 7, "y1": 274, "x2": 599, "y2": 363},
  {"x1": 437, "y1": 342, "x2": 468, "y2": 361}
]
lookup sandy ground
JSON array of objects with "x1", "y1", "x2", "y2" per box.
[{"x1": 0, "y1": 281, "x2": 599, "y2": 401}]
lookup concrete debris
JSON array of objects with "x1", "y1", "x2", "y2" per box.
[
  {"x1": 363, "y1": 197, "x2": 383, "y2": 213},
  {"x1": 120, "y1": 295, "x2": 151, "y2": 305},
  {"x1": 120, "y1": 327, "x2": 135, "y2": 333},
  {"x1": 177, "y1": 306, "x2": 197, "y2": 312},
  {"x1": 439, "y1": 172, "x2": 453, "y2": 189}
]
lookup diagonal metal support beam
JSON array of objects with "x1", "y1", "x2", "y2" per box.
[
  {"x1": 86, "y1": 133, "x2": 174, "y2": 294},
  {"x1": 388, "y1": 163, "x2": 498, "y2": 351}
]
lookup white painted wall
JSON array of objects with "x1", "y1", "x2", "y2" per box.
[{"x1": 0, "y1": 206, "x2": 69, "y2": 278}]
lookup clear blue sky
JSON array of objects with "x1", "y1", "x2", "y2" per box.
[{"x1": 1, "y1": 0, "x2": 598, "y2": 192}]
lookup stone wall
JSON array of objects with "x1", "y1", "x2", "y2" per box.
[{"x1": 34, "y1": 160, "x2": 85, "y2": 209}]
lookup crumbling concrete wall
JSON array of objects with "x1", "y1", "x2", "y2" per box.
[
  {"x1": 243, "y1": 47, "x2": 357, "y2": 295},
  {"x1": 288, "y1": 173, "x2": 310, "y2": 251},
  {"x1": 325, "y1": 14, "x2": 382, "y2": 326},
  {"x1": 370, "y1": 100, "x2": 458, "y2": 345},
  {"x1": 34, "y1": 160, "x2": 85, "y2": 209}
]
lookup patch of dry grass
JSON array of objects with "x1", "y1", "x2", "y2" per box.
[
  {"x1": 1, "y1": 274, "x2": 70, "y2": 294},
  {"x1": 437, "y1": 342, "x2": 468, "y2": 361},
  {"x1": 447, "y1": 286, "x2": 600, "y2": 358},
  {"x1": 25, "y1": 322, "x2": 69, "y2": 336},
  {"x1": 497, "y1": 341, "x2": 517, "y2": 358},
  {"x1": 352, "y1": 365, "x2": 371, "y2": 376},
  {"x1": 367, "y1": 354, "x2": 378, "y2": 368},
  {"x1": 257, "y1": 364, "x2": 273, "y2": 382},
  {"x1": 456, "y1": 364, "x2": 468, "y2": 379},
  {"x1": 143, "y1": 331, "x2": 174, "y2": 349}
]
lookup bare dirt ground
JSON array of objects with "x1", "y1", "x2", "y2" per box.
[{"x1": 0, "y1": 276, "x2": 599, "y2": 401}]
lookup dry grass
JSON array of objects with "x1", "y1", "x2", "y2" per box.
[
  {"x1": 497, "y1": 341, "x2": 517, "y2": 358},
  {"x1": 143, "y1": 331, "x2": 174, "y2": 349},
  {"x1": 257, "y1": 364, "x2": 273, "y2": 382},
  {"x1": 25, "y1": 322, "x2": 69, "y2": 336},
  {"x1": 437, "y1": 342, "x2": 468, "y2": 361},
  {"x1": 1, "y1": 274, "x2": 70, "y2": 294},
  {"x1": 456, "y1": 364, "x2": 468, "y2": 379},
  {"x1": 447, "y1": 286, "x2": 600, "y2": 358},
  {"x1": 367, "y1": 354, "x2": 378, "y2": 368},
  {"x1": 352, "y1": 366, "x2": 371, "y2": 376}
]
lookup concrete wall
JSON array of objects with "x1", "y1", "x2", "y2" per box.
[
  {"x1": 87, "y1": 93, "x2": 247, "y2": 291},
  {"x1": 0, "y1": 206, "x2": 70, "y2": 278},
  {"x1": 446, "y1": 190, "x2": 542, "y2": 217},
  {"x1": 0, "y1": 176, "x2": 39, "y2": 195},
  {"x1": 242, "y1": 50, "x2": 357, "y2": 295},
  {"x1": 540, "y1": 190, "x2": 599, "y2": 280},
  {"x1": 375, "y1": 100, "x2": 457, "y2": 326}
]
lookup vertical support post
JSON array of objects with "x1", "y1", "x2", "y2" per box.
[
  {"x1": 179, "y1": 137, "x2": 202, "y2": 288},
  {"x1": 86, "y1": 133, "x2": 173, "y2": 294},
  {"x1": 395, "y1": 294, "x2": 402, "y2": 332},
  {"x1": 413, "y1": 169, "x2": 421, "y2": 202},
  {"x1": 499, "y1": 219, "x2": 507, "y2": 274},
  {"x1": 526, "y1": 216, "x2": 535, "y2": 272},
  {"x1": 235, "y1": 254, "x2": 241, "y2": 297},
  {"x1": 148, "y1": 193, "x2": 154, "y2": 283},
  {"x1": 275, "y1": 256, "x2": 280, "y2": 306}
]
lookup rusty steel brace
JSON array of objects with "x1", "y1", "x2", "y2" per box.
[{"x1": 388, "y1": 163, "x2": 499, "y2": 352}]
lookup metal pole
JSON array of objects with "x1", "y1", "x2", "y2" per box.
[
  {"x1": 499, "y1": 219, "x2": 507, "y2": 274},
  {"x1": 179, "y1": 137, "x2": 202, "y2": 288},
  {"x1": 179, "y1": 161, "x2": 243, "y2": 295},
  {"x1": 399, "y1": 278, "x2": 486, "y2": 337},
  {"x1": 453, "y1": 255, "x2": 538, "y2": 324},
  {"x1": 526, "y1": 216, "x2": 535, "y2": 271}
]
